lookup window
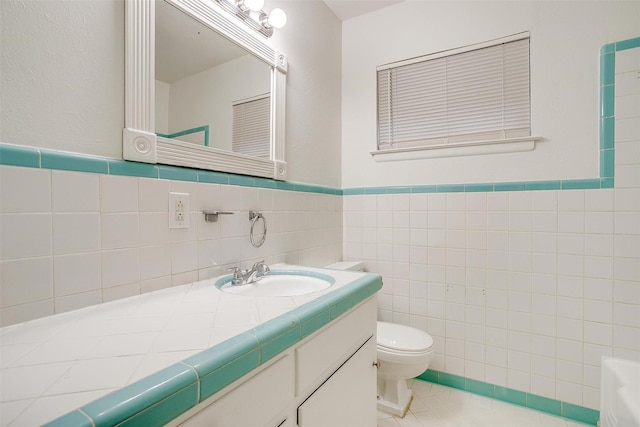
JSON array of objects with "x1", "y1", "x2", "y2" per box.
[
  {"x1": 376, "y1": 34, "x2": 536, "y2": 159},
  {"x1": 232, "y1": 94, "x2": 271, "y2": 158}
]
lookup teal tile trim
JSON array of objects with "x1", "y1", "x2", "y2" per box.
[
  {"x1": 117, "y1": 383, "x2": 199, "y2": 427},
  {"x1": 615, "y1": 36, "x2": 640, "y2": 51},
  {"x1": 343, "y1": 40, "x2": 640, "y2": 196},
  {"x1": 0, "y1": 143, "x2": 40, "y2": 168},
  {"x1": 562, "y1": 402, "x2": 600, "y2": 425},
  {"x1": 3, "y1": 38, "x2": 637, "y2": 197},
  {"x1": 45, "y1": 411, "x2": 93, "y2": 427},
  {"x1": 228, "y1": 174, "x2": 256, "y2": 187},
  {"x1": 0, "y1": 143, "x2": 341, "y2": 195},
  {"x1": 561, "y1": 179, "x2": 602, "y2": 190},
  {"x1": 157, "y1": 125, "x2": 210, "y2": 147},
  {"x1": 45, "y1": 272, "x2": 382, "y2": 426},
  {"x1": 416, "y1": 370, "x2": 599, "y2": 426},
  {"x1": 108, "y1": 160, "x2": 159, "y2": 178},
  {"x1": 41, "y1": 150, "x2": 109, "y2": 174},
  {"x1": 45, "y1": 363, "x2": 198, "y2": 427},
  {"x1": 158, "y1": 165, "x2": 199, "y2": 182}
]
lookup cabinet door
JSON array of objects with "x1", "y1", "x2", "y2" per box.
[{"x1": 297, "y1": 337, "x2": 376, "y2": 427}]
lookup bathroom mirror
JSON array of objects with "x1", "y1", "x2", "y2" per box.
[{"x1": 123, "y1": 0, "x2": 288, "y2": 179}]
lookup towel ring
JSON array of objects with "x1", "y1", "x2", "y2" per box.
[{"x1": 249, "y1": 211, "x2": 267, "y2": 248}]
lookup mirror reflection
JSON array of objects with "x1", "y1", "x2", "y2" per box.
[{"x1": 155, "y1": 0, "x2": 272, "y2": 157}]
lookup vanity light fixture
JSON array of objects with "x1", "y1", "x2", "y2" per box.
[{"x1": 214, "y1": 0, "x2": 287, "y2": 37}]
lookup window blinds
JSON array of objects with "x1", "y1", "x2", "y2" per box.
[
  {"x1": 377, "y1": 37, "x2": 530, "y2": 151},
  {"x1": 232, "y1": 94, "x2": 271, "y2": 158}
]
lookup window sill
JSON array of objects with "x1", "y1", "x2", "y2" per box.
[{"x1": 370, "y1": 136, "x2": 543, "y2": 162}]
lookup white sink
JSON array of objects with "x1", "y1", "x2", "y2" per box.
[{"x1": 217, "y1": 271, "x2": 335, "y2": 297}]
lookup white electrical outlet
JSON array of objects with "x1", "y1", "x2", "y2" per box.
[{"x1": 169, "y1": 192, "x2": 190, "y2": 229}]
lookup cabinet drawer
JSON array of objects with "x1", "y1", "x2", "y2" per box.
[
  {"x1": 295, "y1": 296, "x2": 377, "y2": 395},
  {"x1": 178, "y1": 354, "x2": 293, "y2": 427}
]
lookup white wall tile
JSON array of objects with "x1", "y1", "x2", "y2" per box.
[
  {"x1": 1, "y1": 166, "x2": 51, "y2": 213},
  {"x1": 0, "y1": 300, "x2": 54, "y2": 326},
  {"x1": 1, "y1": 214, "x2": 52, "y2": 259},
  {"x1": 615, "y1": 188, "x2": 640, "y2": 211},
  {"x1": 533, "y1": 191, "x2": 558, "y2": 211},
  {"x1": 615, "y1": 164, "x2": 640, "y2": 188},
  {"x1": 54, "y1": 252, "x2": 101, "y2": 296},
  {"x1": 584, "y1": 321, "x2": 612, "y2": 346},
  {"x1": 100, "y1": 175, "x2": 138, "y2": 213},
  {"x1": 0, "y1": 257, "x2": 53, "y2": 307},
  {"x1": 558, "y1": 190, "x2": 585, "y2": 211},
  {"x1": 52, "y1": 171, "x2": 99, "y2": 212},
  {"x1": 557, "y1": 212, "x2": 584, "y2": 233},
  {"x1": 53, "y1": 213, "x2": 100, "y2": 255},
  {"x1": 55, "y1": 291, "x2": 102, "y2": 314},
  {"x1": 615, "y1": 117, "x2": 640, "y2": 142},
  {"x1": 139, "y1": 213, "x2": 171, "y2": 246},
  {"x1": 101, "y1": 248, "x2": 139, "y2": 288},
  {"x1": 615, "y1": 212, "x2": 640, "y2": 235},
  {"x1": 101, "y1": 213, "x2": 139, "y2": 250},
  {"x1": 613, "y1": 302, "x2": 640, "y2": 327},
  {"x1": 102, "y1": 282, "x2": 141, "y2": 303},
  {"x1": 138, "y1": 178, "x2": 170, "y2": 212},
  {"x1": 614, "y1": 257, "x2": 640, "y2": 281},
  {"x1": 140, "y1": 245, "x2": 172, "y2": 280},
  {"x1": 616, "y1": 141, "x2": 640, "y2": 165}
]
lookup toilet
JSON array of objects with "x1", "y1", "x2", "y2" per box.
[{"x1": 325, "y1": 261, "x2": 435, "y2": 417}]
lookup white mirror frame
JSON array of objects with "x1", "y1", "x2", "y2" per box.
[{"x1": 123, "y1": 0, "x2": 288, "y2": 180}]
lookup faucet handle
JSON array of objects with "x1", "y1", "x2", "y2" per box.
[
  {"x1": 252, "y1": 260, "x2": 270, "y2": 273},
  {"x1": 227, "y1": 266, "x2": 243, "y2": 281}
]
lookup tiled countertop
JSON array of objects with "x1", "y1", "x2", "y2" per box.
[{"x1": 0, "y1": 265, "x2": 382, "y2": 426}]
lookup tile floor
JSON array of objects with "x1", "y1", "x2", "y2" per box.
[{"x1": 377, "y1": 380, "x2": 592, "y2": 427}]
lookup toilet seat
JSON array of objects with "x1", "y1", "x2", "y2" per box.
[{"x1": 377, "y1": 321, "x2": 433, "y2": 353}]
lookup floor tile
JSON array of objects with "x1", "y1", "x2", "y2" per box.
[{"x1": 376, "y1": 381, "x2": 590, "y2": 427}]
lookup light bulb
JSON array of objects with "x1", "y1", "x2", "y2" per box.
[
  {"x1": 267, "y1": 8, "x2": 287, "y2": 29},
  {"x1": 243, "y1": 0, "x2": 264, "y2": 12}
]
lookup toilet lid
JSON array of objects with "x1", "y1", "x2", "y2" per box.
[{"x1": 377, "y1": 321, "x2": 433, "y2": 353}]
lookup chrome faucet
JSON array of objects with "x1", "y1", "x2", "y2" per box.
[{"x1": 228, "y1": 260, "x2": 270, "y2": 285}]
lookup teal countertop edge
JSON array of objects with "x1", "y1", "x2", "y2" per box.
[{"x1": 44, "y1": 272, "x2": 382, "y2": 427}]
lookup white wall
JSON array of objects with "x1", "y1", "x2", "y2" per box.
[
  {"x1": 165, "y1": 55, "x2": 270, "y2": 152},
  {"x1": 267, "y1": 0, "x2": 343, "y2": 187},
  {"x1": 341, "y1": 1, "x2": 640, "y2": 188},
  {"x1": 156, "y1": 80, "x2": 170, "y2": 135},
  {"x1": 0, "y1": 0, "x2": 125, "y2": 159},
  {"x1": 0, "y1": 0, "x2": 343, "y2": 187}
]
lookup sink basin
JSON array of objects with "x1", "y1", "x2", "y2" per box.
[{"x1": 216, "y1": 270, "x2": 335, "y2": 297}]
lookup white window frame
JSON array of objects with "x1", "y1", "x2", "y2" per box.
[{"x1": 372, "y1": 32, "x2": 542, "y2": 161}]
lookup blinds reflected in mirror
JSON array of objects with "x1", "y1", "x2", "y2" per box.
[{"x1": 232, "y1": 94, "x2": 271, "y2": 158}]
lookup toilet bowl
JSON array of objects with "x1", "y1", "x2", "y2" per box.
[
  {"x1": 325, "y1": 261, "x2": 435, "y2": 417},
  {"x1": 376, "y1": 321, "x2": 434, "y2": 416}
]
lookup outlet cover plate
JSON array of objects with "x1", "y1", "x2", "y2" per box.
[{"x1": 169, "y1": 192, "x2": 190, "y2": 229}]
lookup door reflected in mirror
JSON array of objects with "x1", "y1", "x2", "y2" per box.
[{"x1": 155, "y1": 0, "x2": 271, "y2": 157}]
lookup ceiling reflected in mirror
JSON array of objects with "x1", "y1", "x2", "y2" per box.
[{"x1": 155, "y1": 0, "x2": 271, "y2": 155}]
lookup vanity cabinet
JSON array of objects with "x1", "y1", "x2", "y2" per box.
[
  {"x1": 297, "y1": 337, "x2": 376, "y2": 427},
  {"x1": 172, "y1": 296, "x2": 377, "y2": 427}
]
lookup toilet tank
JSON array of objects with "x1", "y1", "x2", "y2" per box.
[{"x1": 325, "y1": 261, "x2": 365, "y2": 272}]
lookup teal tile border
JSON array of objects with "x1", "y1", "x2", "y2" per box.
[
  {"x1": 41, "y1": 150, "x2": 109, "y2": 174},
  {"x1": 416, "y1": 369, "x2": 599, "y2": 425},
  {"x1": 2, "y1": 37, "x2": 637, "y2": 197},
  {"x1": 340, "y1": 37, "x2": 640, "y2": 196},
  {"x1": 157, "y1": 125, "x2": 210, "y2": 147},
  {"x1": 0, "y1": 142, "x2": 342, "y2": 195},
  {"x1": 0, "y1": 143, "x2": 40, "y2": 168},
  {"x1": 44, "y1": 272, "x2": 383, "y2": 427}
]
